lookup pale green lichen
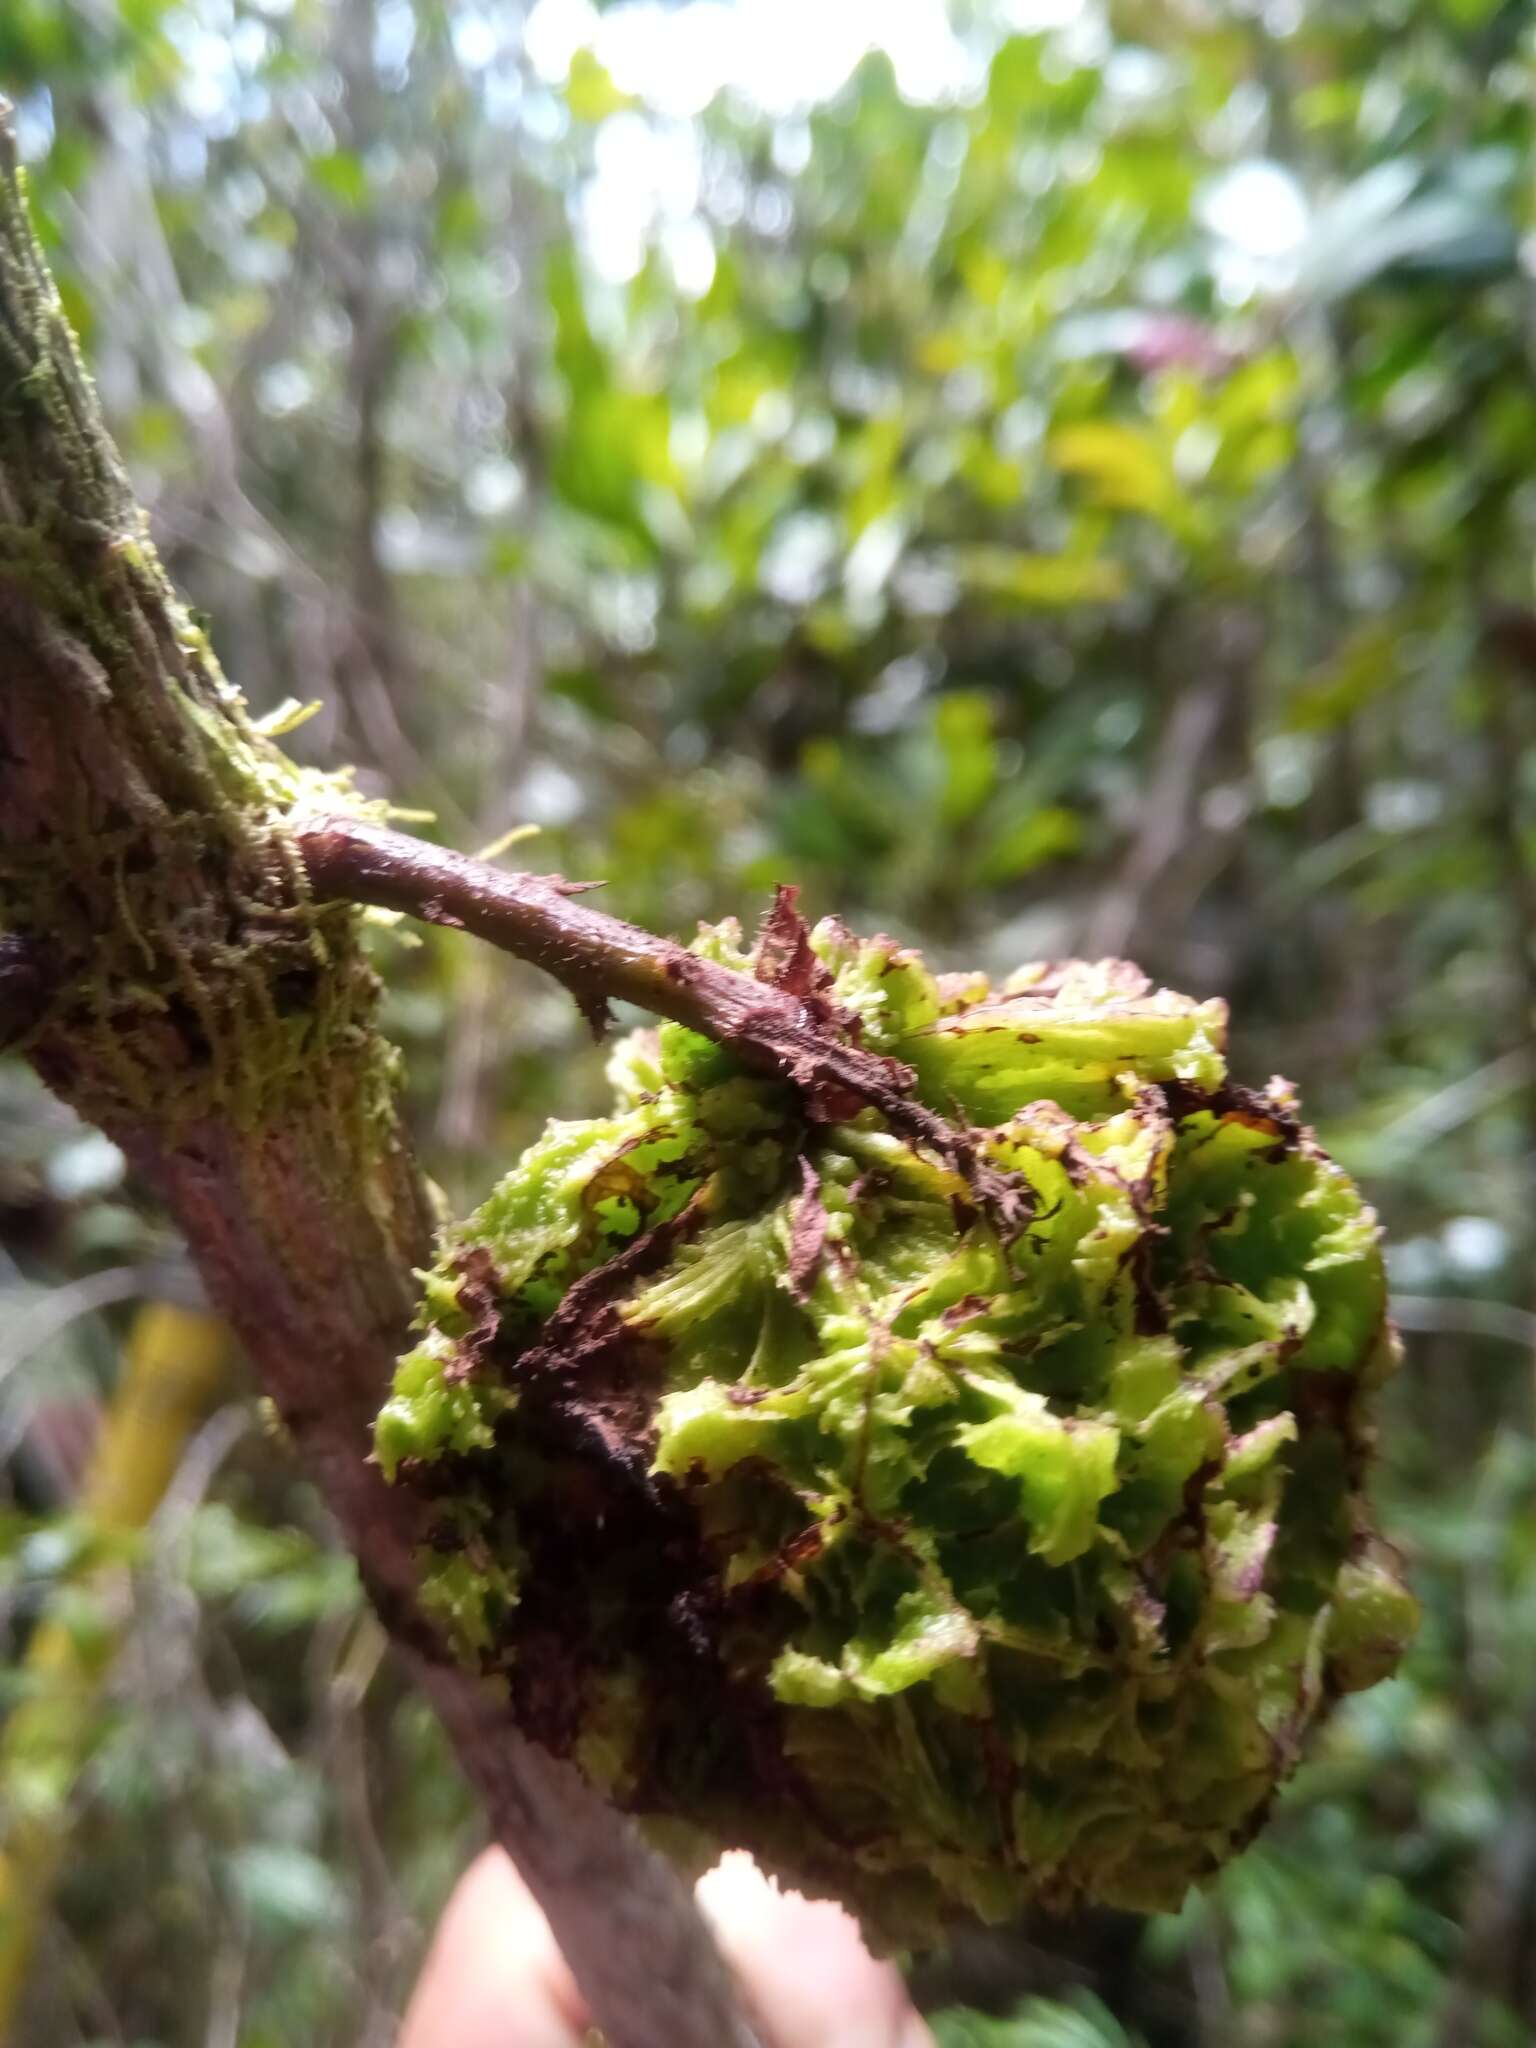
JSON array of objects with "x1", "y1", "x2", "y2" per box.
[{"x1": 378, "y1": 921, "x2": 1416, "y2": 1947}]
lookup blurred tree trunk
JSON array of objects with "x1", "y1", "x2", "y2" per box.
[{"x1": 0, "y1": 105, "x2": 755, "y2": 2048}]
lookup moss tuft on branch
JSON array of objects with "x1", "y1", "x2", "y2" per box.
[{"x1": 376, "y1": 912, "x2": 1416, "y2": 1949}]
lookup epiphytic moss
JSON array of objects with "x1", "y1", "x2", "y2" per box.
[{"x1": 376, "y1": 914, "x2": 1416, "y2": 1949}]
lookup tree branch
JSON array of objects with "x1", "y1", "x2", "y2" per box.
[
  {"x1": 298, "y1": 813, "x2": 1026, "y2": 1226},
  {"x1": 0, "y1": 100, "x2": 757, "y2": 2048}
]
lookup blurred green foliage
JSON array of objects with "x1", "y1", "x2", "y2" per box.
[{"x1": 2, "y1": 0, "x2": 1535, "y2": 2041}]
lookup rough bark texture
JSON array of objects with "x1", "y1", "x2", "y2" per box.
[{"x1": 0, "y1": 105, "x2": 757, "y2": 2048}]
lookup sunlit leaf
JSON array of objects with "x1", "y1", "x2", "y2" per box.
[
  {"x1": 564, "y1": 49, "x2": 638, "y2": 122},
  {"x1": 306, "y1": 149, "x2": 368, "y2": 213},
  {"x1": 950, "y1": 546, "x2": 1126, "y2": 607},
  {"x1": 1049, "y1": 422, "x2": 1180, "y2": 518}
]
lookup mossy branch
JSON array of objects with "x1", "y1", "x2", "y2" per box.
[{"x1": 0, "y1": 100, "x2": 757, "y2": 2048}]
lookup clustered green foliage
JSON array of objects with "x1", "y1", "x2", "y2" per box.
[
  {"x1": 15, "y1": 0, "x2": 1528, "y2": 2030},
  {"x1": 377, "y1": 917, "x2": 1415, "y2": 1946}
]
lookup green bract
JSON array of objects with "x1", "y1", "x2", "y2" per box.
[{"x1": 376, "y1": 917, "x2": 1415, "y2": 1947}]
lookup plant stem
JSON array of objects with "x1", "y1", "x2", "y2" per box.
[
  {"x1": 298, "y1": 814, "x2": 1023, "y2": 1224},
  {"x1": 297, "y1": 813, "x2": 905, "y2": 1079},
  {"x1": 0, "y1": 101, "x2": 756, "y2": 2048}
]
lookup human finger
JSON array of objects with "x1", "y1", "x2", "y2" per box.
[
  {"x1": 397, "y1": 1846, "x2": 587, "y2": 2048},
  {"x1": 696, "y1": 1850, "x2": 933, "y2": 2048}
]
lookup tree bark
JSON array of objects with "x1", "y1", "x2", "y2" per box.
[{"x1": 0, "y1": 103, "x2": 757, "y2": 2048}]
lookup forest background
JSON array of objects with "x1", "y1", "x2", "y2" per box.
[{"x1": 1, "y1": 1, "x2": 1533, "y2": 2043}]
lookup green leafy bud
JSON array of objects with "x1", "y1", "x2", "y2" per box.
[{"x1": 375, "y1": 914, "x2": 1414, "y2": 1948}]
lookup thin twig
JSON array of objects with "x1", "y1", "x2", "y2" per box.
[
  {"x1": 1390, "y1": 1295, "x2": 1536, "y2": 1353},
  {"x1": 1369, "y1": 1049, "x2": 1536, "y2": 1168},
  {"x1": 297, "y1": 814, "x2": 1028, "y2": 1227}
]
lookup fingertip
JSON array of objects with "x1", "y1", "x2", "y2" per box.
[
  {"x1": 399, "y1": 1847, "x2": 586, "y2": 2048},
  {"x1": 695, "y1": 1852, "x2": 931, "y2": 2048}
]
